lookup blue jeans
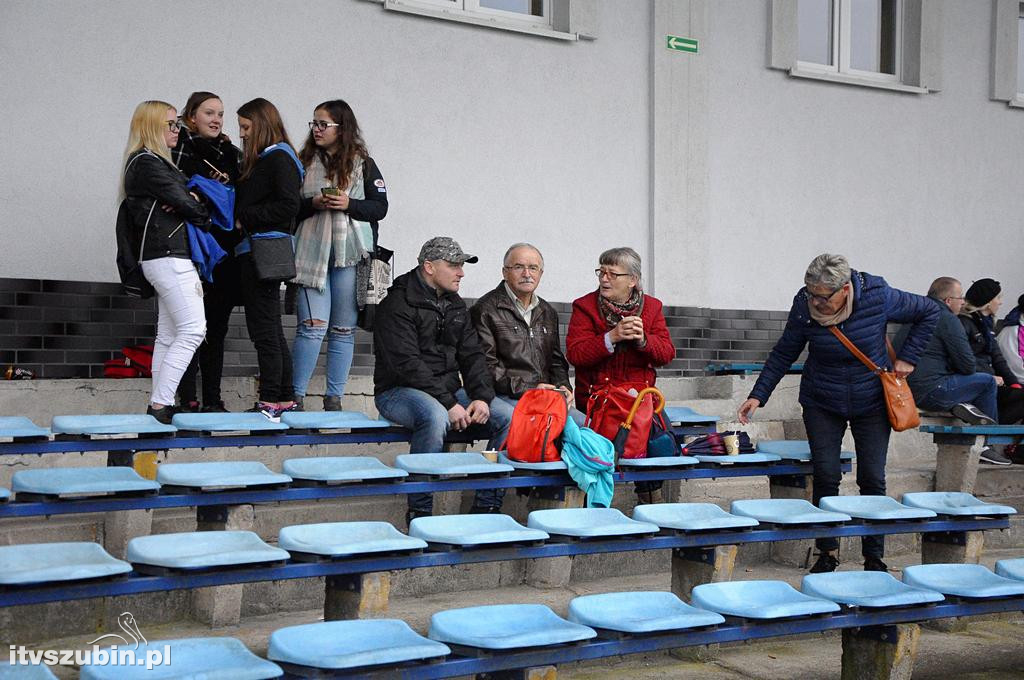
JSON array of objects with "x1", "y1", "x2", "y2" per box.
[
  {"x1": 376, "y1": 387, "x2": 512, "y2": 513},
  {"x1": 292, "y1": 264, "x2": 358, "y2": 399},
  {"x1": 803, "y1": 403, "x2": 890, "y2": 559},
  {"x1": 917, "y1": 373, "x2": 998, "y2": 422}
]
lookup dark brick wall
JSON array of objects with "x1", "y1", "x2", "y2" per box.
[{"x1": 0, "y1": 278, "x2": 790, "y2": 379}]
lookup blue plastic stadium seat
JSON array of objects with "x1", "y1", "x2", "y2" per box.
[
  {"x1": 409, "y1": 514, "x2": 548, "y2": 547},
  {"x1": 663, "y1": 406, "x2": 719, "y2": 424},
  {"x1": 156, "y1": 461, "x2": 291, "y2": 490},
  {"x1": 278, "y1": 522, "x2": 427, "y2": 559},
  {"x1": 756, "y1": 440, "x2": 854, "y2": 461},
  {"x1": 730, "y1": 499, "x2": 851, "y2": 525},
  {"x1": 0, "y1": 542, "x2": 131, "y2": 586},
  {"x1": 126, "y1": 531, "x2": 289, "y2": 571},
  {"x1": 995, "y1": 558, "x2": 1024, "y2": 581},
  {"x1": 429, "y1": 604, "x2": 596, "y2": 649},
  {"x1": 12, "y1": 467, "x2": 160, "y2": 499},
  {"x1": 171, "y1": 412, "x2": 288, "y2": 433},
  {"x1": 0, "y1": 416, "x2": 50, "y2": 441},
  {"x1": 818, "y1": 495, "x2": 937, "y2": 521},
  {"x1": 901, "y1": 492, "x2": 1018, "y2": 516},
  {"x1": 268, "y1": 620, "x2": 449, "y2": 672},
  {"x1": 618, "y1": 455, "x2": 700, "y2": 467},
  {"x1": 395, "y1": 452, "x2": 514, "y2": 476},
  {"x1": 0, "y1": 661, "x2": 58, "y2": 679},
  {"x1": 282, "y1": 456, "x2": 407, "y2": 484},
  {"x1": 497, "y1": 452, "x2": 568, "y2": 472},
  {"x1": 903, "y1": 564, "x2": 1024, "y2": 598},
  {"x1": 632, "y1": 502, "x2": 759, "y2": 531},
  {"x1": 691, "y1": 580, "x2": 840, "y2": 619},
  {"x1": 801, "y1": 571, "x2": 944, "y2": 608},
  {"x1": 527, "y1": 508, "x2": 659, "y2": 538},
  {"x1": 568, "y1": 591, "x2": 724, "y2": 633},
  {"x1": 51, "y1": 414, "x2": 175, "y2": 437},
  {"x1": 80, "y1": 637, "x2": 282, "y2": 679},
  {"x1": 0, "y1": 488, "x2": 8, "y2": 503},
  {"x1": 280, "y1": 411, "x2": 393, "y2": 431},
  {"x1": 694, "y1": 453, "x2": 783, "y2": 465}
]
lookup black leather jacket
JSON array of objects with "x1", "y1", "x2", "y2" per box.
[
  {"x1": 373, "y1": 268, "x2": 495, "y2": 408},
  {"x1": 123, "y1": 149, "x2": 210, "y2": 261},
  {"x1": 470, "y1": 281, "x2": 571, "y2": 398}
]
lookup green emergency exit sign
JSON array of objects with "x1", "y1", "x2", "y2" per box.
[{"x1": 666, "y1": 35, "x2": 698, "y2": 53}]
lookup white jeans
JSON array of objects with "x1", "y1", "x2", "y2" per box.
[{"x1": 142, "y1": 257, "x2": 206, "y2": 406}]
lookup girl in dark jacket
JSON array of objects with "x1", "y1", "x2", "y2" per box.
[
  {"x1": 235, "y1": 98, "x2": 302, "y2": 420},
  {"x1": 291, "y1": 99, "x2": 388, "y2": 410},
  {"x1": 959, "y1": 278, "x2": 1024, "y2": 428},
  {"x1": 121, "y1": 100, "x2": 211, "y2": 424},
  {"x1": 737, "y1": 254, "x2": 939, "y2": 574},
  {"x1": 172, "y1": 91, "x2": 242, "y2": 413}
]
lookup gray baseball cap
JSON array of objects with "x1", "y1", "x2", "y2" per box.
[{"x1": 417, "y1": 236, "x2": 479, "y2": 265}]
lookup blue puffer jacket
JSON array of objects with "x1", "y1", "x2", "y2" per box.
[{"x1": 748, "y1": 271, "x2": 939, "y2": 418}]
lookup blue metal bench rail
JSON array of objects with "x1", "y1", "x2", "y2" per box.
[
  {"x1": 0, "y1": 516, "x2": 1006, "y2": 607},
  {"x1": 337, "y1": 597, "x2": 1022, "y2": 679},
  {"x1": 919, "y1": 424, "x2": 1024, "y2": 444},
  {"x1": 0, "y1": 423, "x2": 718, "y2": 458},
  {"x1": 705, "y1": 362, "x2": 804, "y2": 375},
  {"x1": 0, "y1": 462, "x2": 851, "y2": 519}
]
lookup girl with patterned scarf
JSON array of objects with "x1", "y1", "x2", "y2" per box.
[{"x1": 291, "y1": 100, "x2": 389, "y2": 410}]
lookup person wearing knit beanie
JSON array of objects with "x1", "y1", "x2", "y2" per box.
[{"x1": 965, "y1": 278, "x2": 1001, "y2": 309}]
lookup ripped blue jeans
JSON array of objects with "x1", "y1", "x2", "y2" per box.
[{"x1": 292, "y1": 264, "x2": 358, "y2": 399}]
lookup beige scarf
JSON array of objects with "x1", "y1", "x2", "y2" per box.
[{"x1": 809, "y1": 286, "x2": 854, "y2": 326}]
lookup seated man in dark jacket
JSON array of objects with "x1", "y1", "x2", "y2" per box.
[
  {"x1": 895, "y1": 277, "x2": 998, "y2": 430},
  {"x1": 374, "y1": 237, "x2": 512, "y2": 523},
  {"x1": 470, "y1": 243, "x2": 584, "y2": 427}
]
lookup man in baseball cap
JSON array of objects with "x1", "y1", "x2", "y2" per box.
[{"x1": 374, "y1": 236, "x2": 510, "y2": 525}]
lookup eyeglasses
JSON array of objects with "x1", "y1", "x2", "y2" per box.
[
  {"x1": 308, "y1": 121, "x2": 341, "y2": 131},
  {"x1": 504, "y1": 264, "x2": 542, "y2": 274},
  {"x1": 805, "y1": 286, "x2": 843, "y2": 304},
  {"x1": 595, "y1": 269, "x2": 631, "y2": 280},
  {"x1": 166, "y1": 120, "x2": 183, "y2": 132}
]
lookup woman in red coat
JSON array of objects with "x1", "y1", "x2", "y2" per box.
[{"x1": 567, "y1": 247, "x2": 676, "y2": 502}]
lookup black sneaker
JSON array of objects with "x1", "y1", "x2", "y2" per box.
[
  {"x1": 178, "y1": 400, "x2": 201, "y2": 413},
  {"x1": 979, "y1": 446, "x2": 1013, "y2": 465},
  {"x1": 950, "y1": 403, "x2": 996, "y2": 426},
  {"x1": 247, "y1": 402, "x2": 279, "y2": 422},
  {"x1": 200, "y1": 402, "x2": 229, "y2": 413},
  {"x1": 809, "y1": 552, "x2": 840, "y2": 573},
  {"x1": 323, "y1": 395, "x2": 343, "y2": 412},
  {"x1": 864, "y1": 556, "x2": 889, "y2": 572},
  {"x1": 146, "y1": 405, "x2": 175, "y2": 425}
]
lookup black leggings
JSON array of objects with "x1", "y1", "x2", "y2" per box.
[
  {"x1": 238, "y1": 254, "x2": 293, "y2": 403},
  {"x1": 997, "y1": 385, "x2": 1024, "y2": 424},
  {"x1": 177, "y1": 257, "x2": 242, "y2": 406}
]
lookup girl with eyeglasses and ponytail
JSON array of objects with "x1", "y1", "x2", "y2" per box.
[
  {"x1": 234, "y1": 98, "x2": 303, "y2": 420},
  {"x1": 121, "y1": 101, "x2": 211, "y2": 424},
  {"x1": 172, "y1": 91, "x2": 242, "y2": 414},
  {"x1": 291, "y1": 100, "x2": 388, "y2": 411}
]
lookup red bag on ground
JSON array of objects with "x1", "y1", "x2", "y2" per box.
[
  {"x1": 585, "y1": 382, "x2": 657, "y2": 460},
  {"x1": 103, "y1": 344, "x2": 154, "y2": 379},
  {"x1": 503, "y1": 388, "x2": 569, "y2": 463}
]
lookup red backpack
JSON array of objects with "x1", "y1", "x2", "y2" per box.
[
  {"x1": 103, "y1": 344, "x2": 154, "y2": 379},
  {"x1": 503, "y1": 389, "x2": 569, "y2": 463}
]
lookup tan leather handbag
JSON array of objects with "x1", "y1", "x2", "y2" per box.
[{"x1": 828, "y1": 326, "x2": 920, "y2": 432}]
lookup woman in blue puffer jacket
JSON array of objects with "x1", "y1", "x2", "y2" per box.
[{"x1": 737, "y1": 253, "x2": 939, "y2": 574}]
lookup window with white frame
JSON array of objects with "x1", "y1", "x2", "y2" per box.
[
  {"x1": 381, "y1": 0, "x2": 587, "y2": 40},
  {"x1": 797, "y1": 0, "x2": 900, "y2": 81}
]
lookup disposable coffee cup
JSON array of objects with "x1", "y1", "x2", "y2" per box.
[
  {"x1": 723, "y1": 434, "x2": 740, "y2": 455},
  {"x1": 481, "y1": 450, "x2": 499, "y2": 463}
]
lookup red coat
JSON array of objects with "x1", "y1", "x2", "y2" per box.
[{"x1": 566, "y1": 291, "x2": 676, "y2": 412}]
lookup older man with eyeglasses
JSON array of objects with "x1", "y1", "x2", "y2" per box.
[
  {"x1": 737, "y1": 253, "x2": 939, "y2": 575},
  {"x1": 471, "y1": 243, "x2": 585, "y2": 429}
]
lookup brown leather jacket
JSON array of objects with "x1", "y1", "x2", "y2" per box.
[{"x1": 470, "y1": 282, "x2": 572, "y2": 399}]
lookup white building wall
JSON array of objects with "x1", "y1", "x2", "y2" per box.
[
  {"x1": 691, "y1": 1, "x2": 1024, "y2": 310},
  {"x1": 0, "y1": 0, "x2": 651, "y2": 302}
]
